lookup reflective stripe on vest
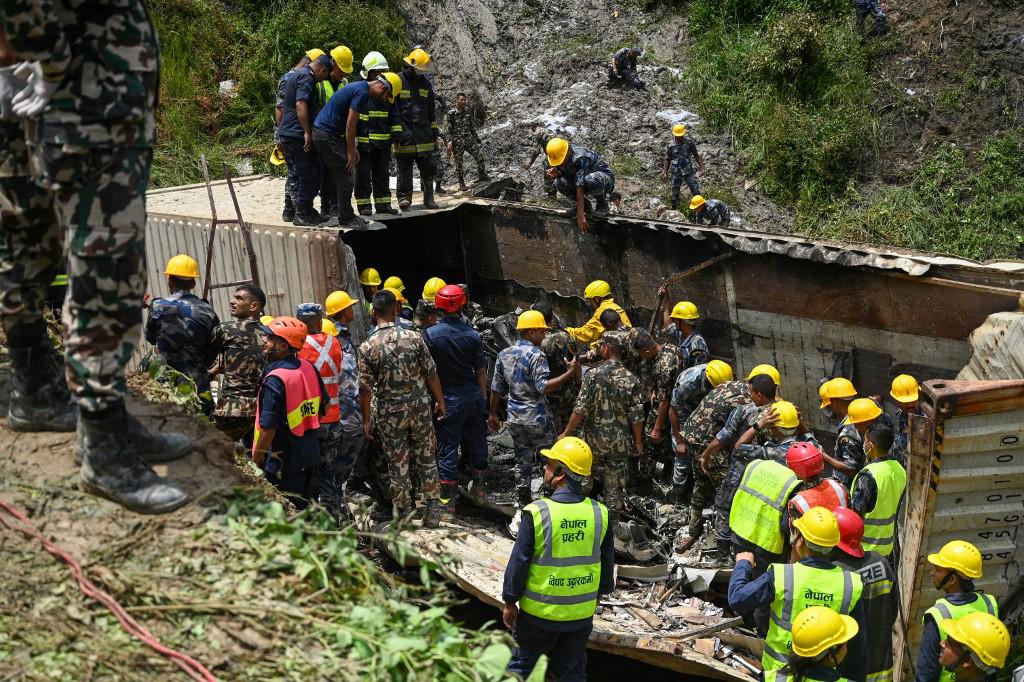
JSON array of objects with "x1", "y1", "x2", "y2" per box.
[
  {"x1": 763, "y1": 563, "x2": 864, "y2": 673},
  {"x1": 791, "y1": 479, "x2": 850, "y2": 516},
  {"x1": 252, "y1": 360, "x2": 322, "y2": 452},
  {"x1": 866, "y1": 669, "x2": 894, "y2": 682},
  {"x1": 730, "y1": 459, "x2": 801, "y2": 555},
  {"x1": 765, "y1": 671, "x2": 852, "y2": 682},
  {"x1": 852, "y1": 460, "x2": 907, "y2": 556},
  {"x1": 520, "y1": 497, "x2": 608, "y2": 622},
  {"x1": 925, "y1": 594, "x2": 999, "y2": 682},
  {"x1": 299, "y1": 334, "x2": 342, "y2": 423}
]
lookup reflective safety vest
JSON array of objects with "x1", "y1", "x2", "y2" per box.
[
  {"x1": 253, "y1": 359, "x2": 322, "y2": 453},
  {"x1": 520, "y1": 497, "x2": 608, "y2": 622},
  {"x1": 730, "y1": 459, "x2": 801, "y2": 555},
  {"x1": 765, "y1": 670, "x2": 850, "y2": 682},
  {"x1": 851, "y1": 460, "x2": 907, "y2": 556},
  {"x1": 394, "y1": 71, "x2": 437, "y2": 155},
  {"x1": 357, "y1": 98, "x2": 402, "y2": 149},
  {"x1": 764, "y1": 562, "x2": 863, "y2": 673},
  {"x1": 298, "y1": 333, "x2": 342, "y2": 424},
  {"x1": 789, "y1": 478, "x2": 850, "y2": 517},
  {"x1": 925, "y1": 593, "x2": 999, "y2": 682}
]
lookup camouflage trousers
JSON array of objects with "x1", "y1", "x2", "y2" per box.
[
  {"x1": 644, "y1": 407, "x2": 675, "y2": 484},
  {"x1": 375, "y1": 405, "x2": 440, "y2": 511},
  {"x1": 586, "y1": 455, "x2": 628, "y2": 526},
  {"x1": 315, "y1": 421, "x2": 346, "y2": 515},
  {"x1": 508, "y1": 421, "x2": 555, "y2": 504},
  {"x1": 452, "y1": 142, "x2": 486, "y2": 182},
  {"x1": 30, "y1": 143, "x2": 152, "y2": 413},
  {"x1": 714, "y1": 450, "x2": 754, "y2": 545},
  {"x1": 688, "y1": 443, "x2": 729, "y2": 536}
]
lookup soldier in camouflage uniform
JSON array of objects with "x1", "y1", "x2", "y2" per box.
[
  {"x1": 209, "y1": 285, "x2": 266, "y2": 446},
  {"x1": 533, "y1": 301, "x2": 578, "y2": 433},
  {"x1": 668, "y1": 362, "x2": 717, "y2": 503},
  {"x1": 357, "y1": 290, "x2": 446, "y2": 526},
  {"x1": 145, "y1": 255, "x2": 220, "y2": 414},
  {"x1": 636, "y1": 331, "x2": 685, "y2": 486},
  {"x1": 457, "y1": 283, "x2": 489, "y2": 331},
  {"x1": 2, "y1": 1, "x2": 193, "y2": 514},
  {"x1": 325, "y1": 289, "x2": 367, "y2": 506},
  {"x1": 446, "y1": 93, "x2": 488, "y2": 191},
  {"x1": 560, "y1": 331, "x2": 644, "y2": 530}
]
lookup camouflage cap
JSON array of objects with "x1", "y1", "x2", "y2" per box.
[
  {"x1": 295, "y1": 302, "x2": 324, "y2": 317},
  {"x1": 600, "y1": 330, "x2": 626, "y2": 352},
  {"x1": 415, "y1": 299, "x2": 437, "y2": 317}
]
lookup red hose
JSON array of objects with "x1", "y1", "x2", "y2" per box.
[{"x1": 0, "y1": 498, "x2": 218, "y2": 682}]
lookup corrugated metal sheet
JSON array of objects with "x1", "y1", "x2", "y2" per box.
[
  {"x1": 894, "y1": 379, "x2": 1024, "y2": 680},
  {"x1": 958, "y1": 309, "x2": 1024, "y2": 381}
]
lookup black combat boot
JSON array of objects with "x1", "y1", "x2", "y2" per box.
[
  {"x1": 358, "y1": 204, "x2": 373, "y2": 216},
  {"x1": 281, "y1": 194, "x2": 295, "y2": 222},
  {"x1": 292, "y1": 204, "x2": 323, "y2": 227},
  {"x1": 78, "y1": 408, "x2": 189, "y2": 514},
  {"x1": 434, "y1": 180, "x2": 446, "y2": 195},
  {"x1": 376, "y1": 202, "x2": 398, "y2": 215},
  {"x1": 75, "y1": 407, "x2": 192, "y2": 466},
  {"x1": 594, "y1": 194, "x2": 610, "y2": 217},
  {"x1": 458, "y1": 173, "x2": 468, "y2": 192},
  {"x1": 422, "y1": 499, "x2": 441, "y2": 528},
  {"x1": 477, "y1": 166, "x2": 490, "y2": 182},
  {"x1": 398, "y1": 194, "x2": 412, "y2": 210},
  {"x1": 8, "y1": 341, "x2": 77, "y2": 432},
  {"x1": 422, "y1": 181, "x2": 440, "y2": 210}
]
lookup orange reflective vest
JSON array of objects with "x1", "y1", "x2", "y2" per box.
[
  {"x1": 299, "y1": 333, "x2": 342, "y2": 424},
  {"x1": 789, "y1": 478, "x2": 850, "y2": 518},
  {"x1": 253, "y1": 359, "x2": 322, "y2": 454}
]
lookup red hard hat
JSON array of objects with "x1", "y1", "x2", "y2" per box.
[
  {"x1": 260, "y1": 316, "x2": 309, "y2": 350},
  {"x1": 434, "y1": 284, "x2": 466, "y2": 313},
  {"x1": 834, "y1": 507, "x2": 865, "y2": 558},
  {"x1": 786, "y1": 441, "x2": 823, "y2": 480}
]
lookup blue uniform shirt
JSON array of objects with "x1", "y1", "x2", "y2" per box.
[
  {"x1": 277, "y1": 66, "x2": 317, "y2": 140},
  {"x1": 335, "y1": 324, "x2": 362, "y2": 433},
  {"x1": 558, "y1": 145, "x2": 613, "y2": 186},
  {"x1": 667, "y1": 327, "x2": 710, "y2": 368},
  {"x1": 314, "y1": 80, "x2": 371, "y2": 136},
  {"x1": 144, "y1": 290, "x2": 220, "y2": 393},
  {"x1": 257, "y1": 356, "x2": 327, "y2": 473},
  {"x1": 423, "y1": 315, "x2": 486, "y2": 400},
  {"x1": 492, "y1": 339, "x2": 552, "y2": 429}
]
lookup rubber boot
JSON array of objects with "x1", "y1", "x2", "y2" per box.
[
  {"x1": 292, "y1": 204, "x2": 323, "y2": 227},
  {"x1": 282, "y1": 193, "x2": 295, "y2": 222},
  {"x1": 78, "y1": 408, "x2": 189, "y2": 514},
  {"x1": 439, "y1": 480, "x2": 458, "y2": 510},
  {"x1": 422, "y1": 499, "x2": 441, "y2": 529},
  {"x1": 422, "y1": 180, "x2": 439, "y2": 209},
  {"x1": 8, "y1": 342, "x2": 78, "y2": 432}
]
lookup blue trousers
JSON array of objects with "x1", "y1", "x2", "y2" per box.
[
  {"x1": 279, "y1": 136, "x2": 320, "y2": 208},
  {"x1": 507, "y1": 616, "x2": 592, "y2": 681},
  {"x1": 435, "y1": 394, "x2": 489, "y2": 482}
]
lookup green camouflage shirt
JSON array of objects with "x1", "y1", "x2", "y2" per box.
[
  {"x1": 680, "y1": 379, "x2": 751, "y2": 451},
  {"x1": 652, "y1": 343, "x2": 686, "y2": 403},
  {"x1": 357, "y1": 321, "x2": 437, "y2": 414},
  {"x1": 573, "y1": 359, "x2": 643, "y2": 461},
  {"x1": 209, "y1": 318, "x2": 264, "y2": 417}
]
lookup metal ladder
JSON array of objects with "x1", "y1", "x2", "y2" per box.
[{"x1": 199, "y1": 155, "x2": 261, "y2": 300}]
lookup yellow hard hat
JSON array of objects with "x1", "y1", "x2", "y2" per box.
[
  {"x1": 942, "y1": 612, "x2": 1011, "y2": 670},
  {"x1": 546, "y1": 137, "x2": 570, "y2": 166},
  {"x1": 825, "y1": 377, "x2": 857, "y2": 400},
  {"x1": 792, "y1": 506, "x2": 840, "y2": 548},
  {"x1": 379, "y1": 71, "x2": 403, "y2": 103},
  {"x1": 927, "y1": 540, "x2": 984, "y2": 579},
  {"x1": 747, "y1": 363, "x2": 781, "y2": 385},
  {"x1": 384, "y1": 286, "x2": 406, "y2": 303},
  {"x1": 305, "y1": 48, "x2": 326, "y2": 61},
  {"x1": 330, "y1": 45, "x2": 354, "y2": 74},
  {"x1": 324, "y1": 290, "x2": 357, "y2": 316},
  {"x1": 422, "y1": 276, "x2": 447, "y2": 302},
  {"x1": 321, "y1": 318, "x2": 338, "y2": 336},
  {"x1": 772, "y1": 400, "x2": 800, "y2": 429},
  {"x1": 791, "y1": 606, "x2": 859, "y2": 659},
  {"x1": 583, "y1": 279, "x2": 611, "y2": 299},
  {"x1": 270, "y1": 147, "x2": 286, "y2": 166},
  {"x1": 890, "y1": 374, "x2": 920, "y2": 403},
  {"x1": 540, "y1": 436, "x2": 593, "y2": 477},
  {"x1": 846, "y1": 398, "x2": 882, "y2": 424},
  {"x1": 516, "y1": 310, "x2": 548, "y2": 330},
  {"x1": 670, "y1": 301, "x2": 699, "y2": 321},
  {"x1": 403, "y1": 47, "x2": 436, "y2": 73},
  {"x1": 705, "y1": 359, "x2": 733, "y2": 387},
  {"x1": 689, "y1": 195, "x2": 706, "y2": 211},
  {"x1": 383, "y1": 275, "x2": 405, "y2": 292},
  {"x1": 259, "y1": 314, "x2": 274, "y2": 325},
  {"x1": 359, "y1": 268, "x2": 382, "y2": 286},
  {"x1": 164, "y1": 254, "x2": 200, "y2": 279},
  {"x1": 672, "y1": 123, "x2": 686, "y2": 137},
  {"x1": 819, "y1": 381, "x2": 832, "y2": 409}
]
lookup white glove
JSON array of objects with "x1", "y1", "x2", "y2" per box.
[
  {"x1": 0, "y1": 64, "x2": 28, "y2": 121},
  {"x1": 11, "y1": 62, "x2": 61, "y2": 118}
]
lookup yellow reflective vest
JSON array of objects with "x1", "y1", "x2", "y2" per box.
[
  {"x1": 730, "y1": 459, "x2": 801, "y2": 555},
  {"x1": 852, "y1": 459, "x2": 906, "y2": 556},
  {"x1": 924, "y1": 593, "x2": 999, "y2": 682}
]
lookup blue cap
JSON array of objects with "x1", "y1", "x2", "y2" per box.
[
  {"x1": 316, "y1": 54, "x2": 335, "y2": 69},
  {"x1": 296, "y1": 302, "x2": 324, "y2": 317}
]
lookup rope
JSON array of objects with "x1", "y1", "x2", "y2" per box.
[{"x1": 0, "y1": 498, "x2": 218, "y2": 681}]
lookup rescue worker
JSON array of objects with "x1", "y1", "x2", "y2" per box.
[
  {"x1": 658, "y1": 294, "x2": 709, "y2": 368},
  {"x1": 850, "y1": 425, "x2": 906, "y2": 557},
  {"x1": 296, "y1": 303, "x2": 345, "y2": 517},
  {"x1": 359, "y1": 267, "x2": 381, "y2": 316},
  {"x1": 832, "y1": 507, "x2": 899, "y2": 682},
  {"x1": 639, "y1": 331, "x2": 686, "y2": 484},
  {"x1": 275, "y1": 48, "x2": 323, "y2": 222},
  {"x1": 421, "y1": 276, "x2": 447, "y2": 307},
  {"x1": 315, "y1": 46, "x2": 355, "y2": 218},
  {"x1": 423, "y1": 285, "x2": 489, "y2": 513},
  {"x1": 252, "y1": 317, "x2": 327, "y2": 508},
  {"x1": 358, "y1": 290, "x2": 447, "y2": 526},
  {"x1": 729, "y1": 507, "x2": 865, "y2": 678},
  {"x1": 312, "y1": 71, "x2": 402, "y2": 228},
  {"x1": 414, "y1": 298, "x2": 438, "y2": 331},
  {"x1": 324, "y1": 290, "x2": 365, "y2": 498},
  {"x1": 916, "y1": 540, "x2": 999, "y2": 682},
  {"x1": 145, "y1": 255, "x2": 220, "y2": 414},
  {"x1": 667, "y1": 360, "x2": 733, "y2": 505},
  {"x1": 662, "y1": 124, "x2": 704, "y2": 208},
  {"x1": 534, "y1": 301, "x2": 579, "y2": 433},
  {"x1": 209, "y1": 285, "x2": 267, "y2": 447},
  {"x1": 546, "y1": 138, "x2": 617, "y2": 234},
  {"x1": 489, "y1": 310, "x2": 579, "y2": 517},
  {"x1": 608, "y1": 47, "x2": 644, "y2": 88},
  {"x1": 565, "y1": 279, "x2": 631, "y2": 345},
  {"x1": 384, "y1": 276, "x2": 414, "y2": 320},
  {"x1": 278, "y1": 53, "x2": 333, "y2": 226},
  {"x1": 935, "y1": 613, "x2": 1010, "y2": 682},
  {"x1": 829, "y1": 396, "x2": 885, "y2": 487},
  {"x1": 447, "y1": 92, "x2": 489, "y2": 190},
  {"x1": 523, "y1": 123, "x2": 557, "y2": 196},
  {"x1": 889, "y1": 373, "x2": 921, "y2": 466},
  {"x1": 394, "y1": 48, "x2": 439, "y2": 210},
  {"x1": 457, "y1": 283, "x2": 489, "y2": 330},
  {"x1": 775, "y1": 606, "x2": 860, "y2": 682},
  {"x1": 559, "y1": 331, "x2": 644, "y2": 532},
  {"x1": 788, "y1": 442, "x2": 850, "y2": 519},
  {"x1": 355, "y1": 52, "x2": 402, "y2": 216},
  {"x1": 690, "y1": 195, "x2": 731, "y2": 226},
  {"x1": 502, "y1": 437, "x2": 614, "y2": 681}
]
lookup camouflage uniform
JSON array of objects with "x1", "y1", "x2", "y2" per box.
[
  {"x1": 357, "y1": 321, "x2": 440, "y2": 511},
  {"x1": 646, "y1": 343, "x2": 686, "y2": 477},
  {"x1": 695, "y1": 199, "x2": 730, "y2": 226},
  {"x1": 667, "y1": 326, "x2": 710, "y2": 368},
  {"x1": 831, "y1": 421, "x2": 864, "y2": 488},
  {"x1": 665, "y1": 137, "x2": 701, "y2": 208},
  {"x1": 712, "y1": 403, "x2": 764, "y2": 544},
  {"x1": 891, "y1": 406, "x2": 919, "y2": 467},
  {"x1": 335, "y1": 322, "x2": 366, "y2": 490},
  {"x1": 492, "y1": 339, "x2": 556, "y2": 505},
  {"x1": 144, "y1": 291, "x2": 219, "y2": 412},
  {"x1": 679, "y1": 380, "x2": 751, "y2": 536},
  {"x1": 669, "y1": 363, "x2": 712, "y2": 491},
  {"x1": 447, "y1": 107, "x2": 486, "y2": 185},
  {"x1": 572, "y1": 342, "x2": 643, "y2": 524},
  {"x1": 209, "y1": 317, "x2": 264, "y2": 443},
  {"x1": 540, "y1": 328, "x2": 577, "y2": 433}
]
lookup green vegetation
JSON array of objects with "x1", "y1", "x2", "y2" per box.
[{"x1": 150, "y1": 0, "x2": 408, "y2": 187}]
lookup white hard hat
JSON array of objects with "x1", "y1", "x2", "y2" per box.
[{"x1": 360, "y1": 51, "x2": 390, "y2": 79}]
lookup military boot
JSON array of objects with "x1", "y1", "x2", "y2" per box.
[
  {"x1": 422, "y1": 499, "x2": 441, "y2": 528},
  {"x1": 435, "y1": 180, "x2": 447, "y2": 195},
  {"x1": 594, "y1": 194, "x2": 610, "y2": 217},
  {"x1": 477, "y1": 166, "x2": 490, "y2": 182},
  {"x1": 75, "y1": 409, "x2": 191, "y2": 465},
  {"x1": 292, "y1": 204, "x2": 324, "y2": 227},
  {"x1": 457, "y1": 172, "x2": 468, "y2": 192},
  {"x1": 357, "y1": 204, "x2": 373, "y2": 216},
  {"x1": 8, "y1": 342, "x2": 78, "y2": 432},
  {"x1": 78, "y1": 410, "x2": 189, "y2": 514},
  {"x1": 422, "y1": 181, "x2": 440, "y2": 209},
  {"x1": 281, "y1": 194, "x2": 295, "y2": 222}
]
